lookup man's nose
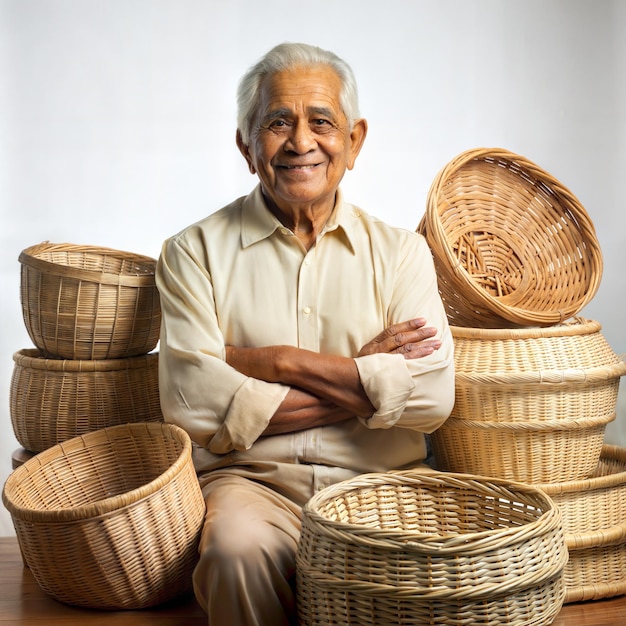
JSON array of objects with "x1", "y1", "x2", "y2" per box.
[{"x1": 285, "y1": 120, "x2": 316, "y2": 153}]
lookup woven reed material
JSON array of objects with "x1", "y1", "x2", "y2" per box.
[
  {"x1": 10, "y1": 349, "x2": 163, "y2": 453},
  {"x1": 417, "y1": 147, "x2": 603, "y2": 328},
  {"x1": 2, "y1": 422, "x2": 205, "y2": 610},
  {"x1": 19, "y1": 242, "x2": 161, "y2": 360},
  {"x1": 296, "y1": 470, "x2": 567, "y2": 626},
  {"x1": 536, "y1": 445, "x2": 626, "y2": 603}
]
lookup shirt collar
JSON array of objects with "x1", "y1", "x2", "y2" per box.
[{"x1": 240, "y1": 184, "x2": 357, "y2": 254}]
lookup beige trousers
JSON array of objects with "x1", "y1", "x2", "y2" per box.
[{"x1": 193, "y1": 474, "x2": 303, "y2": 626}]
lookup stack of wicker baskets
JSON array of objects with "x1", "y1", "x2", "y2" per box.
[
  {"x1": 10, "y1": 242, "x2": 163, "y2": 455},
  {"x1": 419, "y1": 148, "x2": 626, "y2": 604},
  {"x1": 1, "y1": 242, "x2": 206, "y2": 610}
]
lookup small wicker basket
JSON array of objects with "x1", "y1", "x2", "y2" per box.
[
  {"x1": 19, "y1": 242, "x2": 161, "y2": 360},
  {"x1": 417, "y1": 148, "x2": 603, "y2": 328},
  {"x1": 297, "y1": 470, "x2": 567, "y2": 626},
  {"x1": 10, "y1": 349, "x2": 163, "y2": 453},
  {"x1": 2, "y1": 422, "x2": 205, "y2": 610},
  {"x1": 536, "y1": 445, "x2": 626, "y2": 603}
]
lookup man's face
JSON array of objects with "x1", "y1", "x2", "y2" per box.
[{"x1": 238, "y1": 65, "x2": 367, "y2": 216}]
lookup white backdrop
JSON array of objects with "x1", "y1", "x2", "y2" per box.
[{"x1": 1, "y1": 0, "x2": 625, "y2": 536}]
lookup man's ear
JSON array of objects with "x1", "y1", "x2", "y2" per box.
[
  {"x1": 236, "y1": 130, "x2": 256, "y2": 175},
  {"x1": 347, "y1": 118, "x2": 368, "y2": 171}
]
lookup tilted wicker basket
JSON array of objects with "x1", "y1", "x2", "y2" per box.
[
  {"x1": 10, "y1": 349, "x2": 163, "y2": 453},
  {"x1": 297, "y1": 470, "x2": 567, "y2": 626},
  {"x1": 2, "y1": 422, "x2": 205, "y2": 609},
  {"x1": 536, "y1": 445, "x2": 626, "y2": 603},
  {"x1": 417, "y1": 148, "x2": 603, "y2": 328},
  {"x1": 19, "y1": 242, "x2": 161, "y2": 359}
]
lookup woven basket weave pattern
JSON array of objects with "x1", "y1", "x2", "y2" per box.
[
  {"x1": 20, "y1": 242, "x2": 161, "y2": 360},
  {"x1": 296, "y1": 471, "x2": 566, "y2": 626},
  {"x1": 2, "y1": 423, "x2": 205, "y2": 610},
  {"x1": 10, "y1": 349, "x2": 163, "y2": 453},
  {"x1": 417, "y1": 148, "x2": 603, "y2": 328}
]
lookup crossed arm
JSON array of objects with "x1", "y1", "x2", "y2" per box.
[{"x1": 226, "y1": 318, "x2": 442, "y2": 436}]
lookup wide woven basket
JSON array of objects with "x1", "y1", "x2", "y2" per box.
[
  {"x1": 536, "y1": 445, "x2": 626, "y2": 603},
  {"x1": 2, "y1": 422, "x2": 205, "y2": 610},
  {"x1": 431, "y1": 317, "x2": 625, "y2": 483},
  {"x1": 10, "y1": 349, "x2": 163, "y2": 453},
  {"x1": 417, "y1": 148, "x2": 603, "y2": 328},
  {"x1": 19, "y1": 242, "x2": 161, "y2": 360},
  {"x1": 297, "y1": 470, "x2": 567, "y2": 626}
]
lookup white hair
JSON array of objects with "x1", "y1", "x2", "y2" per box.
[{"x1": 236, "y1": 42, "x2": 361, "y2": 144}]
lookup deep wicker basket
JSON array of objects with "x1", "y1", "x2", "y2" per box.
[
  {"x1": 10, "y1": 348, "x2": 163, "y2": 453},
  {"x1": 431, "y1": 317, "x2": 625, "y2": 483},
  {"x1": 417, "y1": 148, "x2": 603, "y2": 328},
  {"x1": 19, "y1": 242, "x2": 161, "y2": 359},
  {"x1": 536, "y1": 445, "x2": 626, "y2": 603},
  {"x1": 2, "y1": 422, "x2": 205, "y2": 609},
  {"x1": 450, "y1": 318, "x2": 626, "y2": 423},
  {"x1": 297, "y1": 470, "x2": 567, "y2": 626}
]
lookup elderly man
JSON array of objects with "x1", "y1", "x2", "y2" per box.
[{"x1": 156, "y1": 42, "x2": 455, "y2": 626}]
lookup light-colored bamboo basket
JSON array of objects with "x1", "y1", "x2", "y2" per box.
[
  {"x1": 2, "y1": 422, "x2": 206, "y2": 610},
  {"x1": 297, "y1": 470, "x2": 567, "y2": 626},
  {"x1": 431, "y1": 317, "x2": 625, "y2": 483},
  {"x1": 536, "y1": 445, "x2": 626, "y2": 603},
  {"x1": 19, "y1": 242, "x2": 161, "y2": 360},
  {"x1": 451, "y1": 318, "x2": 626, "y2": 423},
  {"x1": 10, "y1": 348, "x2": 163, "y2": 453},
  {"x1": 417, "y1": 148, "x2": 603, "y2": 328}
]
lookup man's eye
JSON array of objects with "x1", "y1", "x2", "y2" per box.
[
  {"x1": 269, "y1": 119, "x2": 288, "y2": 129},
  {"x1": 312, "y1": 119, "x2": 330, "y2": 126}
]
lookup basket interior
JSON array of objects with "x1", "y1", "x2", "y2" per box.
[
  {"x1": 314, "y1": 481, "x2": 546, "y2": 538},
  {"x1": 7, "y1": 428, "x2": 183, "y2": 512}
]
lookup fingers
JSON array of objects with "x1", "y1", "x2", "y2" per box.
[{"x1": 358, "y1": 318, "x2": 442, "y2": 358}]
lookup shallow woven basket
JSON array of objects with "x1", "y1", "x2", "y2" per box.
[
  {"x1": 2, "y1": 422, "x2": 205, "y2": 610},
  {"x1": 20, "y1": 242, "x2": 161, "y2": 360},
  {"x1": 417, "y1": 148, "x2": 603, "y2": 328},
  {"x1": 536, "y1": 445, "x2": 626, "y2": 603},
  {"x1": 297, "y1": 470, "x2": 567, "y2": 626},
  {"x1": 451, "y1": 317, "x2": 626, "y2": 423},
  {"x1": 10, "y1": 349, "x2": 163, "y2": 453}
]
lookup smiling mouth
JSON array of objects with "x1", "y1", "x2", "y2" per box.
[{"x1": 278, "y1": 164, "x2": 319, "y2": 170}]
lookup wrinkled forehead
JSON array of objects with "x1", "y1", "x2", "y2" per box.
[{"x1": 255, "y1": 65, "x2": 346, "y2": 121}]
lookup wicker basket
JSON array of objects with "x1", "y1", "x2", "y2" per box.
[
  {"x1": 19, "y1": 242, "x2": 161, "y2": 359},
  {"x1": 297, "y1": 470, "x2": 567, "y2": 626},
  {"x1": 536, "y1": 445, "x2": 626, "y2": 603},
  {"x1": 2, "y1": 422, "x2": 205, "y2": 610},
  {"x1": 417, "y1": 148, "x2": 603, "y2": 328},
  {"x1": 10, "y1": 348, "x2": 163, "y2": 453},
  {"x1": 451, "y1": 318, "x2": 626, "y2": 423}
]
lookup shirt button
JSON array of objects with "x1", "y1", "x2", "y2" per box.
[
  {"x1": 280, "y1": 227, "x2": 290, "y2": 235},
  {"x1": 304, "y1": 257, "x2": 311, "y2": 266},
  {"x1": 303, "y1": 306, "x2": 311, "y2": 315}
]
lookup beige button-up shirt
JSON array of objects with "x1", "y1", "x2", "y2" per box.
[{"x1": 156, "y1": 185, "x2": 454, "y2": 504}]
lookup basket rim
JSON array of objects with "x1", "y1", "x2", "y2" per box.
[
  {"x1": 439, "y1": 413, "x2": 615, "y2": 431},
  {"x1": 455, "y1": 361, "x2": 626, "y2": 386},
  {"x1": 565, "y1": 520, "x2": 626, "y2": 550},
  {"x1": 302, "y1": 469, "x2": 562, "y2": 556},
  {"x1": 451, "y1": 317, "x2": 601, "y2": 340},
  {"x1": 19, "y1": 241, "x2": 156, "y2": 287},
  {"x1": 2, "y1": 422, "x2": 191, "y2": 523},
  {"x1": 12, "y1": 348, "x2": 159, "y2": 372}
]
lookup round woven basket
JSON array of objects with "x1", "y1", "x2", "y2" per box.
[
  {"x1": 10, "y1": 349, "x2": 163, "y2": 453},
  {"x1": 2, "y1": 422, "x2": 206, "y2": 610},
  {"x1": 431, "y1": 317, "x2": 625, "y2": 483},
  {"x1": 297, "y1": 470, "x2": 567, "y2": 626},
  {"x1": 19, "y1": 242, "x2": 161, "y2": 360},
  {"x1": 451, "y1": 318, "x2": 626, "y2": 423},
  {"x1": 417, "y1": 148, "x2": 603, "y2": 328},
  {"x1": 536, "y1": 445, "x2": 626, "y2": 603}
]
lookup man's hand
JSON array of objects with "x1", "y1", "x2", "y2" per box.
[{"x1": 357, "y1": 318, "x2": 442, "y2": 359}]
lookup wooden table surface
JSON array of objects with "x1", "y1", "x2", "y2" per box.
[{"x1": 1, "y1": 536, "x2": 625, "y2": 625}]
